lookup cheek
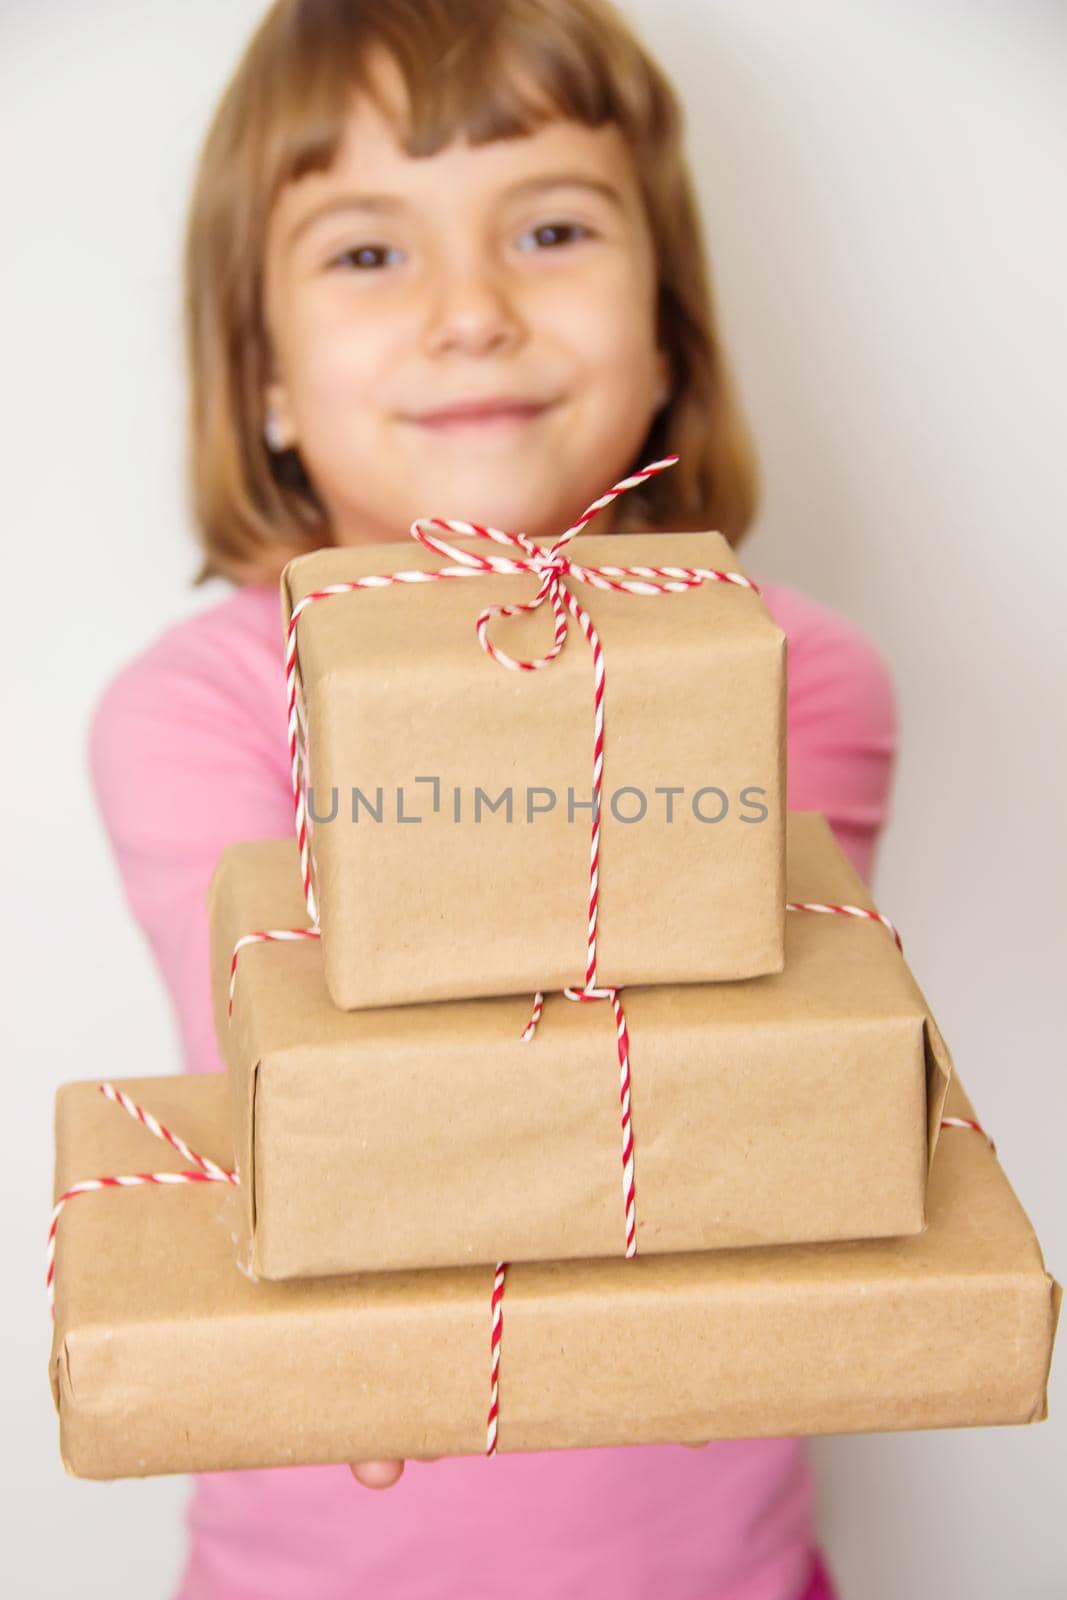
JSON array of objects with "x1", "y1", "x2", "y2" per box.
[
  {"x1": 578, "y1": 312, "x2": 661, "y2": 405},
  {"x1": 536, "y1": 256, "x2": 659, "y2": 381},
  {"x1": 287, "y1": 298, "x2": 389, "y2": 415}
]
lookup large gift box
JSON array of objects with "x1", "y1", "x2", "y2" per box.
[
  {"x1": 48, "y1": 1070, "x2": 1059, "y2": 1479},
  {"x1": 210, "y1": 812, "x2": 951, "y2": 1280},
  {"x1": 280, "y1": 529, "x2": 786, "y2": 1010}
]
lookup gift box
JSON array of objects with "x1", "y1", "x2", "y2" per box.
[
  {"x1": 48, "y1": 1070, "x2": 1059, "y2": 1479},
  {"x1": 280, "y1": 528, "x2": 786, "y2": 1010},
  {"x1": 209, "y1": 812, "x2": 952, "y2": 1280}
]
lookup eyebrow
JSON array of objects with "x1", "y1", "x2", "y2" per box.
[{"x1": 283, "y1": 171, "x2": 626, "y2": 251}]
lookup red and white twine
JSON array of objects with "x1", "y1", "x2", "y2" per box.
[
  {"x1": 46, "y1": 1082, "x2": 238, "y2": 1313},
  {"x1": 784, "y1": 898, "x2": 902, "y2": 950},
  {"x1": 486, "y1": 1262, "x2": 507, "y2": 1456},
  {"x1": 227, "y1": 927, "x2": 320, "y2": 1020},
  {"x1": 941, "y1": 1115, "x2": 996, "y2": 1154}
]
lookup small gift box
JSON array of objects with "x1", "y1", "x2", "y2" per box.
[
  {"x1": 48, "y1": 1071, "x2": 1059, "y2": 1478},
  {"x1": 279, "y1": 524, "x2": 786, "y2": 1009},
  {"x1": 210, "y1": 812, "x2": 952, "y2": 1279}
]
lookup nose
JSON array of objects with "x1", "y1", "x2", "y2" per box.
[{"x1": 422, "y1": 248, "x2": 524, "y2": 359}]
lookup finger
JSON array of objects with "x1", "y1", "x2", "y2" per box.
[
  {"x1": 349, "y1": 1459, "x2": 406, "y2": 1489},
  {"x1": 412, "y1": 1454, "x2": 441, "y2": 1463}
]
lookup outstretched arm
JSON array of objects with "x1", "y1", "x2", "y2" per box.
[
  {"x1": 774, "y1": 589, "x2": 899, "y2": 885},
  {"x1": 87, "y1": 615, "x2": 293, "y2": 1079}
]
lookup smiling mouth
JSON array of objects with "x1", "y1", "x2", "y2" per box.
[{"x1": 406, "y1": 400, "x2": 556, "y2": 431}]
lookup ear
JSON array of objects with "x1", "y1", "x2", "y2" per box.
[{"x1": 263, "y1": 379, "x2": 298, "y2": 451}]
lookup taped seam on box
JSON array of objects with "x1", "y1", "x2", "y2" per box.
[
  {"x1": 923, "y1": 1014, "x2": 955, "y2": 1177},
  {"x1": 51, "y1": 1337, "x2": 79, "y2": 1478},
  {"x1": 48, "y1": 1336, "x2": 72, "y2": 1414},
  {"x1": 248, "y1": 1057, "x2": 261, "y2": 1267},
  {"x1": 1033, "y1": 1276, "x2": 1064, "y2": 1421},
  {"x1": 278, "y1": 567, "x2": 295, "y2": 650},
  {"x1": 59, "y1": 1336, "x2": 74, "y2": 1402}
]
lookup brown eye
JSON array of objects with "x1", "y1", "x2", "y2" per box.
[
  {"x1": 328, "y1": 244, "x2": 400, "y2": 270},
  {"x1": 517, "y1": 221, "x2": 592, "y2": 253}
]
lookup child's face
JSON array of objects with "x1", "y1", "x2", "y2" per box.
[{"x1": 262, "y1": 56, "x2": 669, "y2": 545}]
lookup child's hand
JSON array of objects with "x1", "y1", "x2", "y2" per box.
[
  {"x1": 349, "y1": 1455, "x2": 441, "y2": 1488},
  {"x1": 349, "y1": 1445, "x2": 703, "y2": 1483},
  {"x1": 349, "y1": 1458, "x2": 405, "y2": 1488}
]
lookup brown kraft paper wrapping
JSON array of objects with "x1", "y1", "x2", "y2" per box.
[
  {"x1": 209, "y1": 813, "x2": 952, "y2": 1279},
  {"x1": 280, "y1": 529, "x2": 786, "y2": 1009},
  {"x1": 49, "y1": 1070, "x2": 1060, "y2": 1479}
]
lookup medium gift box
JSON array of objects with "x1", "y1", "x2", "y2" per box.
[
  {"x1": 279, "y1": 526, "x2": 786, "y2": 1010},
  {"x1": 210, "y1": 811, "x2": 952, "y2": 1280},
  {"x1": 48, "y1": 1070, "x2": 1059, "y2": 1479}
]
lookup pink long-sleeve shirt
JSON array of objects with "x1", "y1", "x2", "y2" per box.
[{"x1": 87, "y1": 573, "x2": 896, "y2": 1600}]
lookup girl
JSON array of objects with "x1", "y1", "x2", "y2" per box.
[{"x1": 89, "y1": 1, "x2": 895, "y2": 1595}]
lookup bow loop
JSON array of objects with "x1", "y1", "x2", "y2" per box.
[
  {"x1": 408, "y1": 515, "x2": 581, "y2": 669},
  {"x1": 410, "y1": 516, "x2": 535, "y2": 575}
]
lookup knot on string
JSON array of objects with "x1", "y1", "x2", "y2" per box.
[{"x1": 409, "y1": 516, "x2": 589, "y2": 675}]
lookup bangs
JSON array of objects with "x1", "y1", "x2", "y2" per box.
[{"x1": 261, "y1": 0, "x2": 660, "y2": 202}]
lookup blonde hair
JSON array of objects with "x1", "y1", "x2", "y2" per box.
[{"x1": 183, "y1": 0, "x2": 760, "y2": 586}]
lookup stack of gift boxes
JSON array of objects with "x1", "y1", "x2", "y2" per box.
[{"x1": 50, "y1": 516, "x2": 1059, "y2": 1479}]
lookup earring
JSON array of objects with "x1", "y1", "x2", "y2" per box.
[{"x1": 264, "y1": 408, "x2": 289, "y2": 452}]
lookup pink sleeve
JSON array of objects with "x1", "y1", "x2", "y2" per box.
[
  {"x1": 86, "y1": 613, "x2": 292, "y2": 1077},
  {"x1": 765, "y1": 585, "x2": 900, "y2": 886}
]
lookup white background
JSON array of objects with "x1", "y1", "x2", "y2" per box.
[{"x1": 3, "y1": 1, "x2": 1064, "y2": 1594}]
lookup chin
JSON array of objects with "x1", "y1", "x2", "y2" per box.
[{"x1": 405, "y1": 475, "x2": 561, "y2": 536}]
